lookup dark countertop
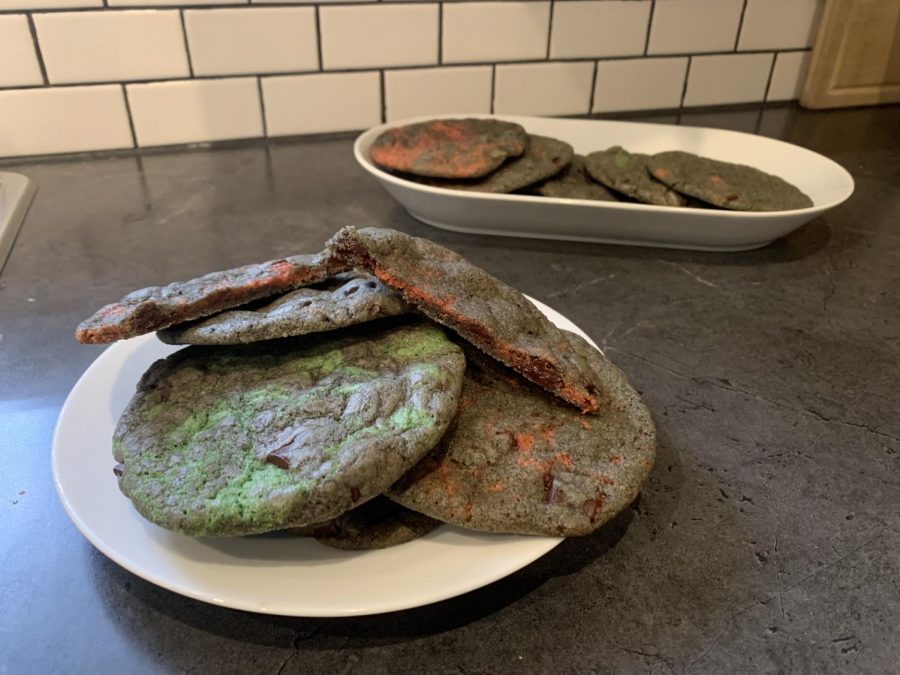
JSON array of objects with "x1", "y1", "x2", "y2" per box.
[{"x1": 1, "y1": 104, "x2": 898, "y2": 674}]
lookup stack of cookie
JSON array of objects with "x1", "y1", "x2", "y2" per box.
[
  {"x1": 369, "y1": 118, "x2": 813, "y2": 211},
  {"x1": 76, "y1": 228, "x2": 656, "y2": 549}
]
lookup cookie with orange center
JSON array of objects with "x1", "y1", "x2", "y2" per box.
[
  {"x1": 76, "y1": 251, "x2": 346, "y2": 344},
  {"x1": 328, "y1": 226, "x2": 607, "y2": 414},
  {"x1": 427, "y1": 135, "x2": 574, "y2": 194},
  {"x1": 369, "y1": 118, "x2": 527, "y2": 179},
  {"x1": 649, "y1": 150, "x2": 813, "y2": 211},
  {"x1": 584, "y1": 146, "x2": 686, "y2": 207},
  {"x1": 389, "y1": 349, "x2": 655, "y2": 536},
  {"x1": 158, "y1": 272, "x2": 411, "y2": 346}
]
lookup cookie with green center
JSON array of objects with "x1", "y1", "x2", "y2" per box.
[
  {"x1": 328, "y1": 227, "x2": 605, "y2": 414},
  {"x1": 113, "y1": 318, "x2": 465, "y2": 536},
  {"x1": 648, "y1": 151, "x2": 813, "y2": 211},
  {"x1": 430, "y1": 135, "x2": 574, "y2": 194},
  {"x1": 158, "y1": 272, "x2": 411, "y2": 346},
  {"x1": 534, "y1": 154, "x2": 620, "y2": 201},
  {"x1": 369, "y1": 118, "x2": 528, "y2": 179},
  {"x1": 389, "y1": 349, "x2": 655, "y2": 536},
  {"x1": 76, "y1": 251, "x2": 346, "y2": 344},
  {"x1": 584, "y1": 146, "x2": 686, "y2": 207}
]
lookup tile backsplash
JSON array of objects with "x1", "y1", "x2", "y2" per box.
[
  {"x1": 33, "y1": 10, "x2": 190, "y2": 83},
  {"x1": 0, "y1": 0, "x2": 822, "y2": 159},
  {"x1": 648, "y1": 0, "x2": 744, "y2": 54}
]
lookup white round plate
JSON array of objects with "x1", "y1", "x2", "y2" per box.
[
  {"x1": 52, "y1": 298, "x2": 586, "y2": 617},
  {"x1": 355, "y1": 114, "x2": 855, "y2": 252}
]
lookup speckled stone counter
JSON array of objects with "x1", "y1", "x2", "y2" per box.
[{"x1": 1, "y1": 104, "x2": 898, "y2": 674}]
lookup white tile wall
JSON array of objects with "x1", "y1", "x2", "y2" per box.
[
  {"x1": 127, "y1": 77, "x2": 263, "y2": 146},
  {"x1": 1, "y1": 0, "x2": 99, "y2": 9},
  {"x1": 386, "y1": 66, "x2": 492, "y2": 121},
  {"x1": 739, "y1": 0, "x2": 821, "y2": 51},
  {"x1": 443, "y1": 2, "x2": 550, "y2": 64},
  {"x1": 550, "y1": 1, "x2": 650, "y2": 59},
  {"x1": 110, "y1": 0, "x2": 245, "y2": 5},
  {"x1": 648, "y1": 0, "x2": 744, "y2": 55},
  {"x1": 0, "y1": 15, "x2": 43, "y2": 87},
  {"x1": 494, "y1": 61, "x2": 594, "y2": 116},
  {"x1": 683, "y1": 53, "x2": 774, "y2": 107},
  {"x1": 0, "y1": 0, "x2": 821, "y2": 159},
  {"x1": 767, "y1": 51, "x2": 811, "y2": 102},
  {"x1": 320, "y1": 4, "x2": 438, "y2": 70},
  {"x1": 252, "y1": 0, "x2": 353, "y2": 3},
  {"x1": 593, "y1": 57, "x2": 688, "y2": 113},
  {"x1": 185, "y1": 8, "x2": 318, "y2": 76},
  {"x1": 0, "y1": 85, "x2": 132, "y2": 157},
  {"x1": 262, "y1": 71, "x2": 381, "y2": 136},
  {"x1": 34, "y1": 10, "x2": 189, "y2": 84}
]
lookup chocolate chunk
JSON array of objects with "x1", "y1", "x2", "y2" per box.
[{"x1": 266, "y1": 452, "x2": 290, "y2": 470}]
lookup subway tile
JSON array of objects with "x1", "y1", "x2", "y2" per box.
[
  {"x1": 34, "y1": 10, "x2": 188, "y2": 84},
  {"x1": 0, "y1": 85, "x2": 132, "y2": 157},
  {"x1": 739, "y1": 0, "x2": 821, "y2": 51},
  {"x1": 593, "y1": 57, "x2": 688, "y2": 113},
  {"x1": 127, "y1": 78, "x2": 263, "y2": 147},
  {"x1": 320, "y1": 4, "x2": 438, "y2": 70},
  {"x1": 683, "y1": 53, "x2": 773, "y2": 107},
  {"x1": 494, "y1": 61, "x2": 594, "y2": 116},
  {"x1": 0, "y1": 15, "x2": 43, "y2": 87},
  {"x1": 0, "y1": 0, "x2": 99, "y2": 9},
  {"x1": 443, "y1": 2, "x2": 550, "y2": 64},
  {"x1": 252, "y1": 0, "x2": 354, "y2": 3},
  {"x1": 550, "y1": 1, "x2": 651, "y2": 59},
  {"x1": 111, "y1": 0, "x2": 245, "y2": 6},
  {"x1": 385, "y1": 66, "x2": 492, "y2": 121},
  {"x1": 185, "y1": 8, "x2": 317, "y2": 76},
  {"x1": 767, "y1": 51, "x2": 811, "y2": 101},
  {"x1": 262, "y1": 71, "x2": 381, "y2": 136},
  {"x1": 648, "y1": 0, "x2": 743, "y2": 55}
]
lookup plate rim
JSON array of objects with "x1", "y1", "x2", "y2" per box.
[{"x1": 52, "y1": 296, "x2": 586, "y2": 617}]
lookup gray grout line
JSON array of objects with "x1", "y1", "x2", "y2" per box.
[
  {"x1": 762, "y1": 51, "x2": 777, "y2": 103},
  {"x1": 0, "y1": 49, "x2": 805, "y2": 93},
  {"x1": 379, "y1": 69, "x2": 386, "y2": 123},
  {"x1": 256, "y1": 76, "x2": 268, "y2": 137},
  {"x1": 26, "y1": 14, "x2": 49, "y2": 86},
  {"x1": 0, "y1": 0, "x2": 615, "y2": 12},
  {"x1": 734, "y1": 0, "x2": 749, "y2": 51},
  {"x1": 120, "y1": 84, "x2": 139, "y2": 148},
  {"x1": 643, "y1": 0, "x2": 655, "y2": 56},
  {"x1": 587, "y1": 59, "x2": 598, "y2": 114},
  {"x1": 179, "y1": 10, "x2": 194, "y2": 77},
  {"x1": 545, "y1": 0, "x2": 555, "y2": 60},
  {"x1": 0, "y1": 0, "x2": 382, "y2": 12},
  {"x1": 679, "y1": 55, "x2": 692, "y2": 107},
  {"x1": 490, "y1": 64, "x2": 496, "y2": 114},
  {"x1": 0, "y1": 100, "x2": 800, "y2": 165},
  {"x1": 437, "y1": 2, "x2": 443, "y2": 65},
  {"x1": 314, "y1": 5, "x2": 324, "y2": 71}
]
